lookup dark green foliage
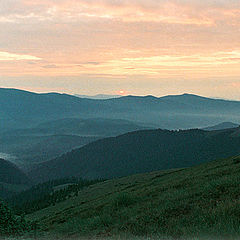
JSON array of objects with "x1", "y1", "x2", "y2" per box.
[
  {"x1": 30, "y1": 127, "x2": 240, "y2": 182},
  {"x1": 8, "y1": 177, "x2": 104, "y2": 215},
  {"x1": 0, "y1": 200, "x2": 30, "y2": 236}
]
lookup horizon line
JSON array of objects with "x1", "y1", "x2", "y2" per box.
[{"x1": 0, "y1": 86, "x2": 239, "y2": 102}]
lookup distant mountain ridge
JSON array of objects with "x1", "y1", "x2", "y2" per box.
[
  {"x1": 203, "y1": 122, "x2": 239, "y2": 131},
  {"x1": 25, "y1": 118, "x2": 147, "y2": 137},
  {"x1": 1, "y1": 88, "x2": 240, "y2": 130},
  {"x1": 29, "y1": 127, "x2": 240, "y2": 183},
  {"x1": 74, "y1": 94, "x2": 121, "y2": 99},
  {"x1": 1, "y1": 117, "x2": 147, "y2": 139}
]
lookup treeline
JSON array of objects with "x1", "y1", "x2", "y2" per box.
[{"x1": 7, "y1": 177, "x2": 104, "y2": 215}]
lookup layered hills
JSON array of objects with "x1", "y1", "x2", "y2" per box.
[
  {"x1": 0, "y1": 118, "x2": 147, "y2": 168},
  {"x1": 29, "y1": 127, "x2": 240, "y2": 183},
  {"x1": 3, "y1": 118, "x2": 147, "y2": 137},
  {"x1": 1, "y1": 88, "x2": 240, "y2": 130}
]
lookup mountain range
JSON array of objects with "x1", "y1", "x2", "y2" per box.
[
  {"x1": 1, "y1": 88, "x2": 240, "y2": 131},
  {"x1": 203, "y1": 121, "x2": 239, "y2": 131},
  {"x1": 1, "y1": 88, "x2": 240, "y2": 238},
  {"x1": 29, "y1": 126, "x2": 240, "y2": 183}
]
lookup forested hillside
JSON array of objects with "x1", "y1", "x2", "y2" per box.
[
  {"x1": 29, "y1": 127, "x2": 240, "y2": 182},
  {"x1": 0, "y1": 158, "x2": 29, "y2": 184},
  {"x1": 7, "y1": 177, "x2": 104, "y2": 215}
]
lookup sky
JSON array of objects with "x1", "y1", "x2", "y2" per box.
[{"x1": 0, "y1": 0, "x2": 240, "y2": 99}]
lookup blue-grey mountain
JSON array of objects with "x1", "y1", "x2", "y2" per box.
[{"x1": 1, "y1": 88, "x2": 240, "y2": 130}]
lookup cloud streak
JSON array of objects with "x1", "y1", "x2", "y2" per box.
[{"x1": 0, "y1": 51, "x2": 41, "y2": 61}]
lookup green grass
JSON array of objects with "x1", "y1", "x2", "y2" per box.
[{"x1": 26, "y1": 156, "x2": 240, "y2": 239}]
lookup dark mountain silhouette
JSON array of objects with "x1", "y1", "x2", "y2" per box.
[
  {"x1": 1, "y1": 88, "x2": 240, "y2": 130},
  {"x1": 0, "y1": 158, "x2": 29, "y2": 184},
  {"x1": 203, "y1": 122, "x2": 239, "y2": 131},
  {"x1": 29, "y1": 127, "x2": 240, "y2": 183}
]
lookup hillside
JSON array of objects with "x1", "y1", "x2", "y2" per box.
[
  {"x1": 27, "y1": 155, "x2": 240, "y2": 239},
  {"x1": 0, "y1": 158, "x2": 30, "y2": 199},
  {"x1": 203, "y1": 121, "x2": 239, "y2": 131},
  {"x1": 29, "y1": 127, "x2": 240, "y2": 183},
  {"x1": 0, "y1": 118, "x2": 147, "y2": 168},
  {"x1": 0, "y1": 158, "x2": 29, "y2": 185},
  {"x1": 1, "y1": 88, "x2": 240, "y2": 130},
  {"x1": 0, "y1": 135, "x2": 98, "y2": 169}
]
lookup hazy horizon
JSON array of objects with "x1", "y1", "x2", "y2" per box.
[{"x1": 1, "y1": 86, "x2": 240, "y2": 101}]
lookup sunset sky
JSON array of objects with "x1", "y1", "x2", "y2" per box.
[{"x1": 1, "y1": 0, "x2": 240, "y2": 99}]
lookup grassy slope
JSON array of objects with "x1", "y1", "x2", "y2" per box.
[{"x1": 27, "y1": 155, "x2": 240, "y2": 239}]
